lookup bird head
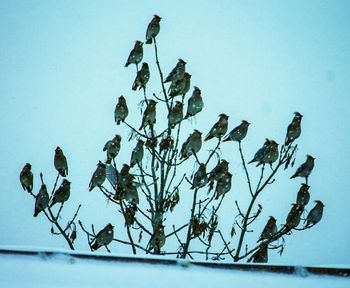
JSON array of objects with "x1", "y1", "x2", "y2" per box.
[
  {"x1": 193, "y1": 86, "x2": 201, "y2": 92},
  {"x1": 301, "y1": 183, "x2": 310, "y2": 189},
  {"x1": 142, "y1": 62, "x2": 149, "y2": 69},
  {"x1": 62, "y1": 179, "x2": 71, "y2": 185},
  {"x1": 55, "y1": 146, "x2": 62, "y2": 153},
  {"x1": 219, "y1": 113, "x2": 229, "y2": 119},
  {"x1": 98, "y1": 161, "x2": 106, "y2": 168},
  {"x1": 269, "y1": 216, "x2": 277, "y2": 222},
  {"x1": 148, "y1": 99, "x2": 157, "y2": 106},
  {"x1": 25, "y1": 163, "x2": 32, "y2": 170},
  {"x1": 194, "y1": 129, "x2": 202, "y2": 135},
  {"x1": 270, "y1": 140, "x2": 279, "y2": 147},
  {"x1": 178, "y1": 58, "x2": 186, "y2": 64},
  {"x1": 315, "y1": 200, "x2": 325, "y2": 207},
  {"x1": 294, "y1": 112, "x2": 303, "y2": 118},
  {"x1": 153, "y1": 15, "x2": 161, "y2": 21},
  {"x1": 306, "y1": 155, "x2": 315, "y2": 160},
  {"x1": 175, "y1": 101, "x2": 183, "y2": 107},
  {"x1": 184, "y1": 72, "x2": 191, "y2": 79},
  {"x1": 242, "y1": 120, "x2": 250, "y2": 125},
  {"x1": 119, "y1": 95, "x2": 126, "y2": 102},
  {"x1": 114, "y1": 134, "x2": 122, "y2": 142},
  {"x1": 135, "y1": 40, "x2": 143, "y2": 46},
  {"x1": 138, "y1": 139, "x2": 145, "y2": 145}
]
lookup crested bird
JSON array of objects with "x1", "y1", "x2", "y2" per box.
[
  {"x1": 125, "y1": 40, "x2": 143, "y2": 67},
  {"x1": 91, "y1": 223, "x2": 114, "y2": 251},
  {"x1": 114, "y1": 95, "x2": 128, "y2": 125},
  {"x1": 50, "y1": 179, "x2": 71, "y2": 208},
  {"x1": 191, "y1": 163, "x2": 208, "y2": 189},
  {"x1": 145, "y1": 15, "x2": 161, "y2": 44},
  {"x1": 139, "y1": 100, "x2": 157, "y2": 130},
  {"x1": 132, "y1": 62, "x2": 150, "y2": 90},
  {"x1": 257, "y1": 216, "x2": 277, "y2": 242},
  {"x1": 20, "y1": 163, "x2": 33, "y2": 193},
  {"x1": 164, "y1": 58, "x2": 186, "y2": 83},
  {"x1": 215, "y1": 172, "x2": 232, "y2": 199},
  {"x1": 204, "y1": 114, "x2": 229, "y2": 141},
  {"x1": 180, "y1": 130, "x2": 202, "y2": 160},
  {"x1": 89, "y1": 161, "x2": 106, "y2": 191},
  {"x1": 54, "y1": 146, "x2": 68, "y2": 177},
  {"x1": 168, "y1": 72, "x2": 191, "y2": 97},
  {"x1": 223, "y1": 120, "x2": 250, "y2": 142},
  {"x1": 207, "y1": 159, "x2": 229, "y2": 191},
  {"x1": 306, "y1": 200, "x2": 324, "y2": 227},
  {"x1": 296, "y1": 183, "x2": 310, "y2": 207},
  {"x1": 286, "y1": 204, "x2": 303, "y2": 230},
  {"x1": 184, "y1": 86, "x2": 204, "y2": 119},
  {"x1": 103, "y1": 135, "x2": 122, "y2": 164},
  {"x1": 130, "y1": 139, "x2": 144, "y2": 168},
  {"x1": 168, "y1": 101, "x2": 183, "y2": 128},
  {"x1": 34, "y1": 184, "x2": 49, "y2": 217},
  {"x1": 290, "y1": 155, "x2": 315, "y2": 182},
  {"x1": 248, "y1": 139, "x2": 271, "y2": 165},
  {"x1": 285, "y1": 112, "x2": 303, "y2": 145}
]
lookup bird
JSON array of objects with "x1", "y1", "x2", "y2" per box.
[
  {"x1": 132, "y1": 62, "x2": 150, "y2": 90},
  {"x1": 259, "y1": 140, "x2": 279, "y2": 166},
  {"x1": 145, "y1": 15, "x2": 161, "y2": 44},
  {"x1": 168, "y1": 101, "x2": 183, "y2": 128},
  {"x1": 207, "y1": 159, "x2": 229, "y2": 191},
  {"x1": 123, "y1": 184, "x2": 139, "y2": 205},
  {"x1": 159, "y1": 135, "x2": 174, "y2": 154},
  {"x1": 168, "y1": 72, "x2": 191, "y2": 97},
  {"x1": 184, "y1": 86, "x2": 204, "y2": 119},
  {"x1": 91, "y1": 223, "x2": 114, "y2": 251},
  {"x1": 89, "y1": 161, "x2": 106, "y2": 191},
  {"x1": 251, "y1": 244, "x2": 268, "y2": 263},
  {"x1": 130, "y1": 139, "x2": 144, "y2": 168},
  {"x1": 125, "y1": 40, "x2": 143, "y2": 67},
  {"x1": 223, "y1": 120, "x2": 250, "y2": 142},
  {"x1": 191, "y1": 163, "x2": 208, "y2": 189},
  {"x1": 204, "y1": 114, "x2": 229, "y2": 141},
  {"x1": 285, "y1": 204, "x2": 303, "y2": 230},
  {"x1": 54, "y1": 147, "x2": 68, "y2": 177},
  {"x1": 180, "y1": 129, "x2": 202, "y2": 160},
  {"x1": 149, "y1": 224, "x2": 166, "y2": 252},
  {"x1": 50, "y1": 179, "x2": 71, "y2": 208},
  {"x1": 296, "y1": 183, "x2": 310, "y2": 207},
  {"x1": 20, "y1": 163, "x2": 33, "y2": 193},
  {"x1": 117, "y1": 164, "x2": 134, "y2": 192},
  {"x1": 139, "y1": 100, "x2": 157, "y2": 130},
  {"x1": 305, "y1": 200, "x2": 324, "y2": 227},
  {"x1": 114, "y1": 95, "x2": 128, "y2": 125},
  {"x1": 248, "y1": 139, "x2": 271, "y2": 165},
  {"x1": 103, "y1": 135, "x2": 122, "y2": 164},
  {"x1": 164, "y1": 59, "x2": 186, "y2": 83},
  {"x1": 215, "y1": 172, "x2": 232, "y2": 199},
  {"x1": 257, "y1": 216, "x2": 277, "y2": 242},
  {"x1": 34, "y1": 184, "x2": 49, "y2": 217},
  {"x1": 290, "y1": 155, "x2": 315, "y2": 182},
  {"x1": 285, "y1": 112, "x2": 303, "y2": 145}
]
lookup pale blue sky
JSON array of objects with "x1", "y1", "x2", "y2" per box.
[{"x1": 1, "y1": 1, "x2": 350, "y2": 265}]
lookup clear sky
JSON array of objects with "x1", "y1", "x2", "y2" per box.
[{"x1": 1, "y1": 0, "x2": 350, "y2": 265}]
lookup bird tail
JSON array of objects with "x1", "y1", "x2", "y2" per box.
[
  {"x1": 146, "y1": 38, "x2": 152, "y2": 44},
  {"x1": 125, "y1": 62, "x2": 129, "y2": 67},
  {"x1": 33, "y1": 210, "x2": 38, "y2": 217},
  {"x1": 132, "y1": 81, "x2": 138, "y2": 91},
  {"x1": 204, "y1": 135, "x2": 211, "y2": 142},
  {"x1": 247, "y1": 159, "x2": 255, "y2": 164},
  {"x1": 290, "y1": 174, "x2": 297, "y2": 179},
  {"x1": 91, "y1": 241, "x2": 100, "y2": 251},
  {"x1": 59, "y1": 169, "x2": 66, "y2": 177},
  {"x1": 222, "y1": 135, "x2": 230, "y2": 142},
  {"x1": 49, "y1": 201, "x2": 55, "y2": 208}
]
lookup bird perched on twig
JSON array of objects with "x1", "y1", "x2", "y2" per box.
[
  {"x1": 125, "y1": 41, "x2": 143, "y2": 67},
  {"x1": 223, "y1": 120, "x2": 250, "y2": 142},
  {"x1": 191, "y1": 163, "x2": 208, "y2": 189},
  {"x1": 215, "y1": 171, "x2": 232, "y2": 199},
  {"x1": 184, "y1": 86, "x2": 204, "y2": 119},
  {"x1": 145, "y1": 15, "x2": 161, "y2": 44},
  {"x1": 50, "y1": 179, "x2": 71, "y2": 208},
  {"x1": 180, "y1": 130, "x2": 202, "y2": 160},
  {"x1": 89, "y1": 161, "x2": 106, "y2": 191},
  {"x1": 139, "y1": 100, "x2": 157, "y2": 130},
  {"x1": 91, "y1": 223, "x2": 114, "y2": 251},
  {"x1": 260, "y1": 140, "x2": 279, "y2": 167},
  {"x1": 296, "y1": 183, "x2": 310, "y2": 207},
  {"x1": 20, "y1": 163, "x2": 33, "y2": 193},
  {"x1": 132, "y1": 62, "x2": 150, "y2": 90},
  {"x1": 168, "y1": 72, "x2": 191, "y2": 97},
  {"x1": 285, "y1": 112, "x2": 303, "y2": 145},
  {"x1": 114, "y1": 96, "x2": 128, "y2": 125},
  {"x1": 164, "y1": 58, "x2": 186, "y2": 83},
  {"x1": 149, "y1": 224, "x2": 166, "y2": 252},
  {"x1": 257, "y1": 216, "x2": 277, "y2": 242},
  {"x1": 204, "y1": 114, "x2": 229, "y2": 141},
  {"x1": 290, "y1": 155, "x2": 315, "y2": 182},
  {"x1": 54, "y1": 147, "x2": 68, "y2": 177},
  {"x1": 285, "y1": 204, "x2": 303, "y2": 231},
  {"x1": 130, "y1": 139, "x2": 144, "y2": 168},
  {"x1": 249, "y1": 139, "x2": 270, "y2": 165},
  {"x1": 250, "y1": 244, "x2": 268, "y2": 263},
  {"x1": 159, "y1": 135, "x2": 174, "y2": 154},
  {"x1": 34, "y1": 184, "x2": 49, "y2": 217},
  {"x1": 103, "y1": 135, "x2": 122, "y2": 164},
  {"x1": 207, "y1": 159, "x2": 229, "y2": 191},
  {"x1": 305, "y1": 200, "x2": 324, "y2": 227},
  {"x1": 168, "y1": 101, "x2": 183, "y2": 128}
]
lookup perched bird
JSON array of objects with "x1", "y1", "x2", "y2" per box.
[
  {"x1": 139, "y1": 100, "x2": 157, "y2": 130},
  {"x1": 89, "y1": 161, "x2": 106, "y2": 191},
  {"x1": 248, "y1": 139, "x2": 271, "y2": 165},
  {"x1": 124, "y1": 184, "x2": 139, "y2": 205},
  {"x1": 20, "y1": 163, "x2": 33, "y2": 193},
  {"x1": 296, "y1": 184, "x2": 310, "y2": 207},
  {"x1": 191, "y1": 163, "x2": 208, "y2": 189},
  {"x1": 168, "y1": 72, "x2": 191, "y2": 97},
  {"x1": 184, "y1": 86, "x2": 204, "y2": 119},
  {"x1": 114, "y1": 96, "x2": 128, "y2": 125},
  {"x1": 259, "y1": 140, "x2": 279, "y2": 166},
  {"x1": 223, "y1": 120, "x2": 250, "y2": 142},
  {"x1": 290, "y1": 155, "x2": 315, "y2": 182},
  {"x1": 164, "y1": 59, "x2": 186, "y2": 83},
  {"x1": 285, "y1": 112, "x2": 303, "y2": 145},
  {"x1": 103, "y1": 135, "x2": 122, "y2": 164},
  {"x1": 306, "y1": 201, "x2": 324, "y2": 227},
  {"x1": 34, "y1": 184, "x2": 49, "y2": 217},
  {"x1": 50, "y1": 179, "x2": 71, "y2": 208},
  {"x1": 145, "y1": 15, "x2": 161, "y2": 44},
  {"x1": 204, "y1": 114, "x2": 229, "y2": 141},
  {"x1": 207, "y1": 159, "x2": 229, "y2": 191},
  {"x1": 54, "y1": 147, "x2": 68, "y2": 177},
  {"x1": 117, "y1": 164, "x2": 134, "y2": 191},
  {"x1": 125, "y1": 40, "x2": 143, "y2": 67},
  {"x1": 159, "y1": 135, "x2": 174, "y2": 154},
  {"x1": 132, "y1": 62, "x2": 150, "y2": 90},
  {"x1": 257, "y1": 216, "x2": 277, "y2": 242},
  {"x1": 251, "y1": 244, "x2": 268, "y2": 263},
  {"x1": 286, "y1": 204, "x2": 303, "y2": 230},
  {"x1": 91, "y1": 223, "x2": 114, "y2": 251},
  {"x1": 149, "y1": 224, "x2": 166, "y2": 252},
  {"x1": 215, "y1": 172, "x2": 232, "y2": 199},
  {"x1": 130, "y1": 139, "x2": 144, "y2": 167},
  {"x1": 180, "y1": 130, "x2": 202, "y2": 160},
  {"x1": 168, "y1": 101, "x2": 183, "y2": 128}
]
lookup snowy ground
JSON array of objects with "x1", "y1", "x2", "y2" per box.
[{"x1": 0, "y1": 247, "x2": 349, "y2": 288}]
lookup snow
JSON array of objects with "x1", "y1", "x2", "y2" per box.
[{"x1": 0, "y1": 247, "x2": 349, "y2": 288}]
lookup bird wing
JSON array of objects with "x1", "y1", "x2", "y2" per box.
[{"x1": 106, "y1": 165, "x2": 119, "y2": 187}]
